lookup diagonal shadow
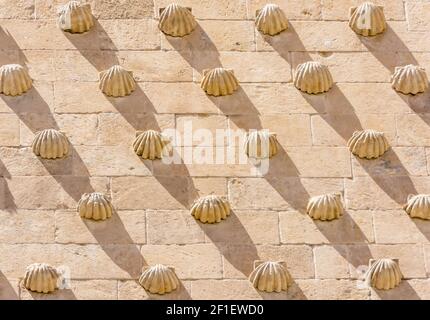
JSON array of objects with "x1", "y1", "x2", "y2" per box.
[
  {"x1": 0, "y1": 271, "x2": 19, "y2": 300},
  {"x1": 196, "y1": 210, "x2": 260, "y2": 279},
  {"x1": 355, "y1": 24, "x2": 418, "y2": 73}
]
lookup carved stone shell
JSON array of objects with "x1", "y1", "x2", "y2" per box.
[
  {"x1": 391, "y1": 65, "x2": 429, "y2": 95},
  {"x1": 294, "y1": 61, "x2": 333, "y2": 94},
  {"x1": 249, "y1": 261, "x2": 292, "y2": 293},
  {"x1": 158, "y1": 3, "x2": 197, "y2": 37},
  {"x1": 77, "y1": 192, "x2": 113, "y2": 221},
  {"x1": 244, "y1": 130, "x2": 278, "y2": 159},
  {"x1": 347, "y1": 129, "x2": 390, "y2": 159},
  {"x1": 349, "y1": 2, "x2": 386, "y2": 36},
  {"x1": 307, "y1": 193, "x2": 344, "y2": 221},
  {"x1": 364, "y1": 258, "x2": 402, "y2": 290},
  {"x1": 133, "y1": 130, "x2": 169, "y2": 160},
  {"x1": 190, "y1": 195, "x2": 231, "y2": 224},
  {"x1": 139, "y1": 264, "x2": 179, "y2": 295},
  {"x1": 32, "y1": 129, "x2": 69, "y2": 160},
  {"x1": 23, "y1": 263, "x2": 59, "y2": 293},
  {"x1": 404, "y1": 194, "x2": 430, "y2": 220},
  {"x1": 200, "y1": 68, "x2": 239, "y2": 96},
  {"x1": 0, "y1": 64, "x2": 32, "y2": 96},
  {"x1": 99, "y1": 65, "x2": 136, "y2": 97},
  {"x1": 255, "y1": 4, "x2": 289, "y2": 36},
  {"x1": 58, "y1": 1, "x2": 94, "y2": 33}
]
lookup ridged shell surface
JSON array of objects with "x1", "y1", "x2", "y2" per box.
[
  {"x1": 404, "y1": 194, "x2": 430, "y2": 220},
  {"x1": 255, "y1": 4, "x2": 288, "y2": 36},
  {"x1": 244, "y1": 130, "x2": 278, "y2": 159},
  {"x1": 190, "y1": 195, "x2": 231, "y2": 224},
  {"x1": 77, "y1": 192, "x2": 113, "y2": 221},
  {"x1": 99, "y1": 65, "x2": 136, "y2": 97},
  {"x1": 23, "y1": 263, "x2": 59, "y2": 294},
  {"x1": 139, "y1": 264, "x2": 179, "y2": 294},
  {"x1": 58, "y1": 1, "x2": 94, "y2": 33},
  {"x1": 349, "y1": 2, "x2": 386, "y2": 36},
  {"x1": 307, "y1": 193, "x2": 344, "y2": 221},
  {"x1": 133, "y1": 130, "x2": 169, "y2": 160},
  {"x1": 391, "y1": 65, "x2": 429, "y2": 95},
  {"x1": 32, "y1": 129, "x2": 69, "y2": 160},
  {"x1": 200, "y1": 68, "x2": 239, "y2": 96},
  {"x1": 249, "y1": 261, "x2": 291, "y2": 293},
  {"x1": 158, "y1": 3, "x2": 197, "y2": 37},
  {"x1": 347, "y1": 129, "x2": 390, "y2": 159},
  {"x1": 294, "y1": 61, "x2": 333, "y2": 94},
  {"x1": 0, "y1": 64, "x2": 32, "y2": 96},
  {"x1": 364, "y1": 259, "x2": 402, "y2": 290}
]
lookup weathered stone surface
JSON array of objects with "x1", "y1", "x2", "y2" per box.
[
  {"x1": 348, "y1": 244, "x2": 427, "y2": 279},
  {"x1": 176, "y1": 115, "x2": 228, "y2": 146},
  {"x1": 35, "y1": 0, "x2": 154, "y2": 19},
  {"x1": 229, "y1": 177, "x2": 343, "y2": 211},
  {"x1": 371, "y1": 279, "x2": 430, "y2": 300},
  {"x1": 73, "y1": 146, "x2": 153, "y2": 177},
  {"x1": 345, "y1": 176, "x2": 430, "y2": 210},
  {"x1": 397, "y1": 114, "x2": 430, "y2": 146},
  {"x1": 0, "y1": 0, "x2": 34, "y2": 19},
  {"x1": 352, "y1": 147, "x2": 428, "y2": 177},
  {"x1": 20, "y1": 280, "x2": 118, "y2": 300},
  {"x1": 279, "y1": 210, "x2": 374, "y2": 244},
  {"x1": 3, "y1": 176, "x2": 109, "y2": 210},
  {"x1": 249, "y1": 0, "x2": 321, "y2": 20},
  {"x1": 141, "y1": 244, "x2": 222, "y2": 279},
  {"x1": 373, "y1": 210, "x2": 430, "y2": 244},
  {"x1": 162, "y1": 20, "x2": 255, "y2": 52},
  {"x1": 0, "y1": 114, "x2": 20, "y2": 146},
  {"x1": 314, "y1": 245, "x2": 350, "y2": 279},
  {"x1": 0, "y1": 210, "x2": 55, "y2": 243},
  {"x1": 155, "y1": 0, "x2": 247, "y2": 19},
  {"x1": 229, "y1": 114, "x2": 312, "y2": 147},
  {"x1": 55, "y1": 210, "x2": 146, "y2": 245},
  {"x1": 146, "y1": 210, "x2": 205, "y2": 245},
  {"x1": 406, "y1": 1, "x2": 430, "y2": 31},
  {"x1": 0, "y1": 244, "x2": 143, "y2": 279},
  {"x1": 322, "y1": 0, "x2": 405, "y2": 21},
  {"x1": 118, "y1": 280, "x2": 191, "y2": 300},
  {"x1": 221, "y1": 244, "x2": 314, "y2": 279},
  {"x1": 295, "y1": 279, "x2": 369, "y2": 300},
  {"x1": 202, "y1": 210, "x2": 280, "y2": 245},
  {"x1": 112, "y1": 177, "x2": 226, "y2": 210}
]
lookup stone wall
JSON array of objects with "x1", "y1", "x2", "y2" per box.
[{"x1": 0, "y1": 0, "x2": 430, "y2": 300}]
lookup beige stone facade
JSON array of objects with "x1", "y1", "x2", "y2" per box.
[{"x1": 0, "y1": 0, "x2": 430, "y2": 300}]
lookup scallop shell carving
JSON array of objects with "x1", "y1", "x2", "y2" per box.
[
  {"x1": 133, "y1": 130, "x2": 170, "y2": 160},
  {"x1": 159, "y1": 3, "x2": 197, "y2": 37},
  {"x1": 404, "y1": 194, "x2": 430, "y2": 220},
  {"x1": 349, "y1": 2, "x2": 386, "y2": 36},
  {"x1": 32, "y1": 129, "x2": 69, "y2": 160},
  {"x1": 23, "y1": 263, "x2": 59, "y2": 294},
  {"x1": 139, "y1": 264, "x2": 179, "y2": 295},
  {"x1": 200, "y1": 68, "x2": 239, "y2": 96},
  {"x1": 244, "y1": 130, "x2": 278, "y2": 159},
  {"x1": 255, "y1": 4, "x2": 289, "y2": 36},
  {"x1": 58, "y1": 1, "x2": 94, "y2": 33},
  {"x1": 347, "y1": 129, "x2": 390, "y2": 159},
  {"x1": 190, "y1": 195, "x2": 231, "y2": 224},
  {"x1": 307, "y1": 193, "x2": 344, "y2": 221},
  {"x1": 294, "y1": 61, "x2": 333, "y2": 94},
  {"x1": 249, "y1": 261, "x2": 292, "y2": 293},
  {"x1": 99, "y1": 65, "x2": 136, "y2": 97},
  {"x1": 0, "y1": 64, "x2": 32, "y2": 96},
  {"x1": 391, "y1": 65, "x2": 429, "y2": 95},
  {"x1": 78, "y1": 192, "x2": 113, "y2": 221},
  {"x1": 364, "y1": 258, "x2": 402, "y2": 290}
]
